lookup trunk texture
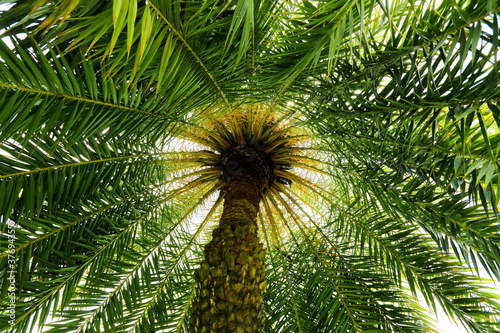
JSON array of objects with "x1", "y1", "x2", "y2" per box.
[{"x1": 189, "y1": 149, "x2": 268, "y2": 333}]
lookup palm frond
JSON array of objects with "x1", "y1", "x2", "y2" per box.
[{"x1": 1, "y1": 0, "x2": 500, "y2": 332}]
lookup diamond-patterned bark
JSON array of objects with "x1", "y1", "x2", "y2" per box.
[{"x1": 189, "y1": 149, "x2": 268, "y2": 333}]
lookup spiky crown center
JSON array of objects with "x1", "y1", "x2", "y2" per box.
[
  {"x1": 220, "y1": 138, "x2": 291, "y2": 189},
  {"x1": 221, "y1": 143, "x2": 268, "y2": 179}
]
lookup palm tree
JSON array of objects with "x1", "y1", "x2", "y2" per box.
[{"x1": 1, "y1": 0, "x2": 500, "y2": 332}]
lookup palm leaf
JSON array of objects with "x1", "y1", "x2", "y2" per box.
[{"x1": 1, "y1": 0, "x2": 500, "y2": 332}]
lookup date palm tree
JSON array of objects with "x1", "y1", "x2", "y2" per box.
[{"x1": 1, "y1": 0, "x2": 500, "y2": 332}]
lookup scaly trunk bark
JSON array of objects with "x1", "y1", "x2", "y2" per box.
[{"x1": 189, "y1": 148, "x2": 268, "y2": 333}]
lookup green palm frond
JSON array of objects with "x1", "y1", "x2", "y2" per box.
[{"x1": 1, "y1": 0, "x2": 500, "y2": 332}]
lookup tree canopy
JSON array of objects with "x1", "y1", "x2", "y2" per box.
[{"x1": 0, "y1": 0, "x2": 500, "y2": 332}]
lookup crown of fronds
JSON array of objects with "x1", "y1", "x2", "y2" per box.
[{"x1": 162, "y1": 105, "x2": 327, "y2": 242}]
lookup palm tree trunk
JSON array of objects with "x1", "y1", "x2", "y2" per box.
[{"x1": 189, "y1": 148, "x2": 268, "y2": 332}]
